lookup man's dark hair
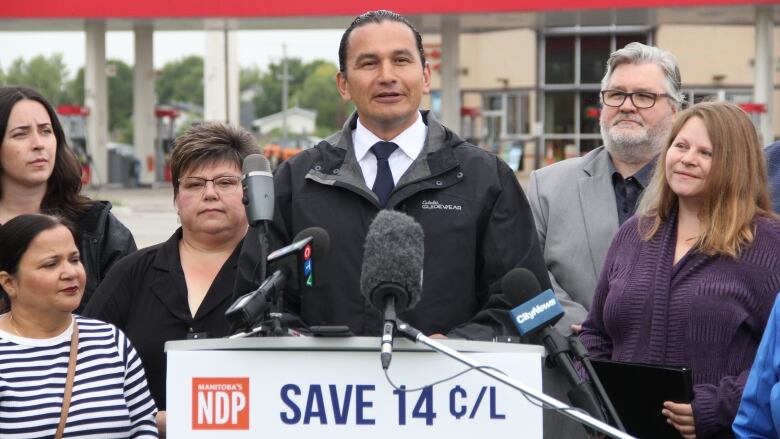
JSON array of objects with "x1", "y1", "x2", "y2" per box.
[{"x1": 338, "y1": 10, "x2": 426, "y2": 78}]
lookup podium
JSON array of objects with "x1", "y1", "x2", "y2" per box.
[{"x1": 166, "y1": 337, "x2": 544, "y2": 438}]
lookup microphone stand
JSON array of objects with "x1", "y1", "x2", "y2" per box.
[
  {"x1": 227, "y1": 279, "x2": 285, "y2": 338},
  {"x1": 395, "y1": 320, "x2": 635, "y2": 439},
  {"x1": 568, "y1": 335, "x2": 625, "y2": 432}
]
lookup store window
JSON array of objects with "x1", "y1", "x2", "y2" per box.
[
  {"x1": 580, "y1": 91, "x2": 601, "y2": 135},
  {"x1": 581, "y1": 36, "x2": 611, "y2": 84},
  {"x1": 545, "y1": 36, "x2": 575, "y2": 84},
  {"x1": 506, "y1": 94, "x2": 530, "y2": 135},
  {"x1": 481, "y1": 91, "x2": 532, "y2": 171},
  {"x1": 545, "y1": 92, "x2": 575, "y2": 134},
  {"x1": 538, "y1": 29, "x2": 652, "y2": 166}
]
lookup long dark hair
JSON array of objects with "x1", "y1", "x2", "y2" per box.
[
  {"x1": 0, "y1": 86, "x2": 92, "y2": 221},
  {"x1": 0, "y1": 214, "x2": 77, "y2": 312}
]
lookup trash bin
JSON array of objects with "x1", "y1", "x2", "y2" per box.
[{"x1": 107, "y1": 143, "x2": 137, "y2": 187}]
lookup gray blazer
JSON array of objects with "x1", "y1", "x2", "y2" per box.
[{"x1": 526, "y1": 146, "x2": 619, "y2": 334}]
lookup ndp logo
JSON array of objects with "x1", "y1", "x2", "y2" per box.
[{"x1": 192, "y1": 377, "x2": 249, "y2": 430}]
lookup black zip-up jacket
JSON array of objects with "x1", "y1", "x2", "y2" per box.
[
  {"x1": 236, "y1": 111, "x2": 550, "y2": 340},
  {"x1": 74, "y1": 200, "x2": 137, "y2": 310}
]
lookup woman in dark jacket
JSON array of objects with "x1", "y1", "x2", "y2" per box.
[
  {"x1": 0, "y1": 85, "x2": 136, "y2": 309},
  {"x1": 85, "y1": 122, "x2": 259, "y2": 435}
]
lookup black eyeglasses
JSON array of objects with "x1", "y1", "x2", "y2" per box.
[{"x1": 600, "y1": 90, "x2": 672, "y2": 109}]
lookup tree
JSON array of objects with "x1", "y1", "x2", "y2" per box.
[
  {"x1": 242, "y1": 58, "x2": 351, "y2": 132},
  {"x1": 295, "y1": 62, "x2": 352, "y2": 132},
  {"x1": 156, "y1": 55, "x2": 204, "y2": 106},
  {"x1": 240, "y1": 65, "x2": 263, "y2": 92},
  {"x1": 106, "y1": 60, "x2": 134, "y2": 142},
  {"x1": 65, "y1": 59, "x2": 134, "y2": 143},
  {"x1": 250, "y1": 57, "x2": 316, "y2": 118},
  {"x1": 65, "y1": 68, "x2": 84, "y2": 105},
  {"x1": 3, "y1": 54, "x2": 69, "y2": 105}
]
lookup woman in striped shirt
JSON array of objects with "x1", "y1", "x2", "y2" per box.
[{"x1": 0, "y1": 214, "x2": 157, "y2": 438}]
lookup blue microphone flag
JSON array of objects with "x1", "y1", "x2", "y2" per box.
[{"x1": 509, "y1": 289, "x2": 564, "y2": 336}]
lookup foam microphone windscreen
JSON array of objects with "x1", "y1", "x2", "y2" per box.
[
  {"x1": 243, "y1": 153, "x2": 271, "y2": 174},
  {"x1": 502, "y1": 267, "x2": 543, "y2": 306},
  {"x1": 360, "y1": 210, "x2": 424, "y2": 313}
]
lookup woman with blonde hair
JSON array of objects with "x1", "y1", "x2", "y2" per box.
[{"x1": 580, "y1": 101, "x2": 780, "y2": 439}]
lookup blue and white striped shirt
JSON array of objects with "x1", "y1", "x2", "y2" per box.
[{"x1": 0, "y1": 315, "x2": 158, "y2": 438}]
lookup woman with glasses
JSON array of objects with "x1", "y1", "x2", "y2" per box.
[
  {"x1": 579, "y1": 101, "x2": 780, "y2": 439},
  {"x1": 84, "y1": 122, "x2": 259, "y2": 435},
  {"x1": 0, "y1": 86, "x2": 136, "y2": 311}
]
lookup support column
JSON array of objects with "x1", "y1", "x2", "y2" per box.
[
  {"x1": 227, "y1": 29, "x2": 240, "y2": 126},
  {"x1": 133, "y1": 24, "x2": 156, "y2": 185},
  {"x1": 754, "y1": 5, "x2": 775, "y2": 144},
  {"x1": 205, "y1": 25, "x2": 240, "y2": 125},
  {"x1": 440, "y1": 15, "x2": 461, "y2": 134},
  {"x1": 85, "y1": 20, "x2": 109, "y2": 187}
]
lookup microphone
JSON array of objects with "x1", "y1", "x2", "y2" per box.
[
  {"x1": 503, "y1": 268, "x2": 613, "y2": 432},
  {"x1": 504, "y1": 268, "x2": 564, "y2": 336},
  {"x1": 242, "y1": 154, "x2": 274, "y2": 226},
  {"x1": 226, "y1": 227, "x2": 330, "y2": 331},
  {"x1": 360, "y1": 210, "x2": 424, "y2": 369}
]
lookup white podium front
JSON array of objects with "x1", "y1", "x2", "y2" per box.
[{"x1": 166, "y1": 337, "x2": 544, "y2": 438}]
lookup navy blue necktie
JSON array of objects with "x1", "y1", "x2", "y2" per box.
[{"x1": 370, "y1": 141, "x2": 398, "y2": 207}]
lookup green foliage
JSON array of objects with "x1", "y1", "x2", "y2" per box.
[
  {"x1": 65, "y1": 68, "x2": 85, "y2": 105},
  {"x1": 3, "y1": 54, "x2": 70, "y2": 105},
  {"x1": 107, "y1": 60, "x2": 133, "y2": 138},
  {"x1": 156, "y1": 55, "x2": 204, "y2": 106},
  {"x1": 240, "y1": 65, "x2": 263, "y2": 92},
  {"x1": 2, "y1": 52, "x2": 351, "y2": 142},
  {"x1": 240, "y1": 58, "x2": 351, "y2": 133},
  {"x1": 63, "y1": 59, "x2": 133, "y2": 137},
  {"x1": 295, "y1": 62, "x2": 351, "y2": 132},
  {"x1": 115, "y1": 117, "x2": 134, "y2": 144}
]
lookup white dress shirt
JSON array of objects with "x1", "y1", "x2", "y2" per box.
[{"x1": 353, "y1": 112, "x2": 428, "y2": 189}]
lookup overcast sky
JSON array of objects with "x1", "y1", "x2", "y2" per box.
[{"x1": 0, "y1": 30, "x2": 343, "y2": 79}]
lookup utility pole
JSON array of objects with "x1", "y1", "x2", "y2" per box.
[{"x1": 280, "y1": 44, "x2": 289, "y2": 145}]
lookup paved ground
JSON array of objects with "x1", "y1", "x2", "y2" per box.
[
  {"x1": 86, "y1": 186, "x2": 178, "y2": 249},
  {"x1": 87, "y1": 172, "x2": 531, "y2": 249}
]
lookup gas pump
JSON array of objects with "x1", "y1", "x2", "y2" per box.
[
  {"x1": 738, "y1": 102, "x2": 767, "y2": 141},
  {"x1": 56, "y1": 104, "x2": 91, "y2": 185},
  {"x1": 154, "y1": 106, "x2": 180, "y2": 182},
  {"x1": 460, "y1": 107, "x2": 481, "y2": 146}
]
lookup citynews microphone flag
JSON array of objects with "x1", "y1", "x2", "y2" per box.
[{"x1": 509, "y1": 290, "x2": 564, "y2": 336}]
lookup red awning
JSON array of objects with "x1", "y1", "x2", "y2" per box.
[{"x1": 2, "y1": 0, "x2": 775, "y2": 18}]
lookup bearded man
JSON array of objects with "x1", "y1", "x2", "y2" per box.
[
  {"x1": 527, "y1": 42, "x2": 682, "y2": 335},
  {"x1": 526, "y1": 43, "x2": 681, "y2": 438}
]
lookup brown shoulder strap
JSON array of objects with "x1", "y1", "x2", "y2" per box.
[{"x1": 55, "y1": 318, "x2": 79, "y2": 439}]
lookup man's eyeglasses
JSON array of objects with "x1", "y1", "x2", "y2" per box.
[
  {"x1": 600, "y1": 90, "x2": 672, "y2": 109},
  {"x1": 178, "y1": 175, "x2": 242, "y2": 194}
]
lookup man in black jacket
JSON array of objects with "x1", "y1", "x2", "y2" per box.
[{"x1": 236, "y1": 10, "x2": 549, "y2": 340}]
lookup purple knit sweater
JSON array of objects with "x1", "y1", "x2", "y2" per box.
[{"x1": 580, "y1": 214, "x2": 780, "y2": 438}]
